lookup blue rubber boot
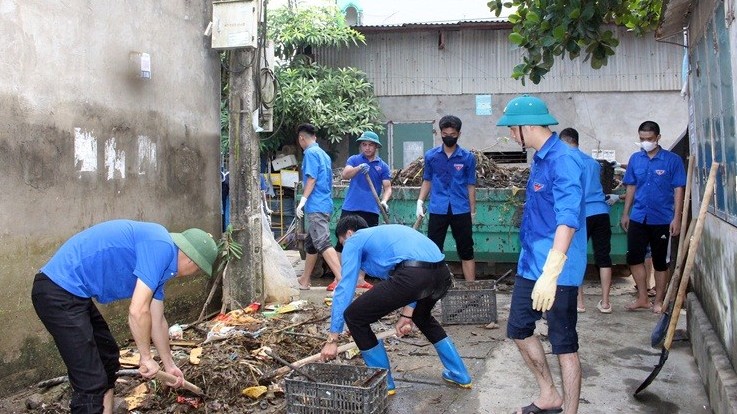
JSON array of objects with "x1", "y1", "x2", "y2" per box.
[
  {"x1": 360, "y1": 342, "x2": 396, "y2": 395},
  {"x1": 433, "y1": 337, "x2": 472, "y2": 388}
]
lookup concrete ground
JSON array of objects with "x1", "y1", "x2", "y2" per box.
[{"x1": 290, "y1": 252, "x2": 712, "y2": 414}]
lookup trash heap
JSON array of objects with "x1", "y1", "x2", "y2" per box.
[
  {"x1": 390, "y1": 150, "x2": 530, "y2": 189},
  {"x1": 27, "y1": 299, "x2": 394, "y2": 413}
]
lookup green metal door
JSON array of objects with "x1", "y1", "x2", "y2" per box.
[{"x1": 387, "y1": 122, "x2": 434, "y2": 169}]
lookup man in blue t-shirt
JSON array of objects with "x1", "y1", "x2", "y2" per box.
[
  {"x1": 337, "y1": 130, "x2": 393, "y2": 289},
  {"x1": 31, "y1": 220, "x2": 218, "y2": 413},
  {"x1": 416, "y1": 115, "x2": 477, "y2": 281},
  {"x1": 319, "y1": 216, "x2": 471, "y2": 395},
  {"x1": 620, "y1": 121, "x2": 686, "y2": 313},
  {"x1": 497, "y1": 95, "x2": 587, "y2": 414},
  {"x1": 294, "y1": 123, "x2": 342, "y2": 291},
  {"x1": 560, "y1": 127, "x2": 615, "y2": 314}
]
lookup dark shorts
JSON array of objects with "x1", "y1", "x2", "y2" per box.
[
  {"x1": 32, "y1": 273, "x2": 120, "y2": 413},
  {"x1": 335, "y1": 210, "x2": 379, "y2": 252},
  {"x1": 507, "y1": 276, "x2": 579, "y2": 354},
  {"x1": 626, "y1": 220, "x2": 670, "y2": 271},
  {"x1": 586, "y1": 213, "x2": 612, "y2": 268},
  {"x1": 427, "y1": 210, "x2": 474, "y2": 260}
]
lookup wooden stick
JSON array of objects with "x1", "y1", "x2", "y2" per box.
[
  {"x1": 664, "y1": 162, "x2": 718, "y2": 350},
  {"x1": 663, "y1": 155, "x2": 695, "y2": 309},
  {"x1": 267, "y1": 330, "x2": 395, "y2": 378},
  {"x1": 364, "y1": 173, "x2": 391, "y2": 224},
  {"x1": 155, "y1": 371, "x2": 205, "y2": 397}
]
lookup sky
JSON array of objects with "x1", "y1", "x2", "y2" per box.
[{"x1": 268, "y1": 0, "x2": 511, "y2": 25}]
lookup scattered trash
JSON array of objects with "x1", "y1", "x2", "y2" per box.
[
  {"x1": 189, "y1": 347, "x2": 203, "y2": 365},
  {"x1": 242, "y1": 385, "x2": 268, "y2": 399},
  {"x1": 168, "y1": 324, "x2": 183, "y2": 340}
]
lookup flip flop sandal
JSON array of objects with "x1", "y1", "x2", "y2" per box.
[
  {"x1": 356, "y1": 281, "x2": 374, "y2": 289},
  {"x1": 326, "y1": 280, "x2": 338, "y2": 291},
  {"x1": 518, "y1": 402, "x2": 563, "y2": 414}
]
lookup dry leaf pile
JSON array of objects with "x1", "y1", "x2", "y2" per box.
[{"x1": 390, "y1": 150, "x2": 530, "y2": 189}]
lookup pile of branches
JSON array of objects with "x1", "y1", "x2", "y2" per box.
[{"x1": 391, "y1": 150, "x2": 530, "y2": 189}]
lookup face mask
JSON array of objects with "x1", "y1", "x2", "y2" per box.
[
  {"x1": 640, "y1": 141, "x2": 657, "y2": 152},
  {"x1": 442, "y1": 136, "x2": 458, "y2": 147}
]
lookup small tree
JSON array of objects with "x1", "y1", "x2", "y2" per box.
[
  {"x1": 488, "y1": 0, "x2": 662, "y2": 84},
  {"x1": 263, "y1": 5, "x2": 384, "y2": 151}
]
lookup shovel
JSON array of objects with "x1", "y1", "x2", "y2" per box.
[
  {"x1": 635, "y1": 161, "x2": 718, "y2": 395},
  {"x1": 364, "y1": 172, "x2": 391, "y2": 224},
  {"x1": 651, "y1": 156, "x2": 695, "y2": 347}
]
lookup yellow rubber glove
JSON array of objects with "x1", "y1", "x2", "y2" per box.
[{"x1": 531, "y1": 249, "x2": 567, "y2": 311}]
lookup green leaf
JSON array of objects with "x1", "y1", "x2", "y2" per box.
[{"x1": 509, "y1": 32, "x2": 525, "y2": 45}]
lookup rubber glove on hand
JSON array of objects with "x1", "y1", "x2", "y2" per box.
[
  {"x1": 265, "y1": 205, "x2": 273, "y2": 215},
  {"x1": 605, "y1": 194, "x2": 619, "y2": 206},
  {"x1": 358, "y1": 163, "x2": 370, "y2": 174},
  {"x1": 380, "y1": 201, "x2": 389, "y2": 213},
  {"x1": 295, "y1": 197, "x2": 307, "y2": 219},
  {"x1": 531, "y1": 249, "x2": 567, "y2": 312},
  {"x1": 416, "y1": 200, "x2": 425, "y2": 219}
]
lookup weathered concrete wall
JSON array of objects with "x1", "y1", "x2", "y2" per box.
[
  {"x1": 378, "y1": 91, "x2": 688, "y2": 163},
  {"x1": 692, "y1": 214, "x2": 737, "y2": 367},
  {"x1": 0, "y1": 1, "x2": 221, "y2": 394},
  {"x1": 687, "y1": 293, "x2": 737, "y2": 414}
]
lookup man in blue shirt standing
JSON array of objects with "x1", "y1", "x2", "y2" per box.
[
  {"x1": 320, "y1": 215, "x2": 471, "y2": 395},
  {"x1": 337, "y1": 131, "x2": 393, "y2": 289},
  {"x1": 497, "y1": 95, "x2": 587, "y2": 414},
  {"x1": 31, "y1": 220, "x2": 218, "y2": 414},
  {"x1": 559, "y1": 128, "x2": 615, "y2": 314},
  {"x1": 620, "y1": 121, "x2": 686, "y2": 313},
  {"x1": 294, "y1": 123, "x2": 342, "y2": 291},
  {"x1": 416, "y1": 115, "x2": 477, "y2": 281}
]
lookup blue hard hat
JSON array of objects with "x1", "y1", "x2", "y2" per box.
[
  {"x1": 496, "y1": 95, "x2": 558, "y2": 127},
  {"x1": 356, "y1": 131, "x2": 382, "y2": 148}
]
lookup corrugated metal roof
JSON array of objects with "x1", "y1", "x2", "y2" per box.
[{"x1": 353, "y1": 19, "x2": 511, "y2": 32}]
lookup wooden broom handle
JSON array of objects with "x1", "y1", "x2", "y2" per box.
[
  {"x1": 663, "y1": 155, "x2": 695, "y2": 309},
  {"x1": 664, "y1": 162, "x2": 718, "y2": 349}
]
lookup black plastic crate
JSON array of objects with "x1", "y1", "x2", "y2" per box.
[
  {"x1": 285, "y1": 363, "x2": 388, "y2": 414},
  {"x1": 441, "y1": 280, "x2": 497, "y2": 325}
]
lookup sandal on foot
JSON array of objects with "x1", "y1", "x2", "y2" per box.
[
  {"x1": 597, "y1": 300, "x2": 612, "y2": 314},
  {"x1": 356, "y1": 281, "x2": 373, "y2": 289},
  {"x1": 518, "y1": 402, "x2": 563, "y2": 414},
  {"x1": 576, "y1": 306, "x2": 586, "y2": 313},
  {"x1": 298, "y1": 283, "x2": 311, "y2": 290},
  {"x1": 326, "y1": 280, "x2": 338, "y2": 291}
]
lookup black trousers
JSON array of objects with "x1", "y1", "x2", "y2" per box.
[
  {"x1": 32, "y1": 273, "x2": 120, "y2": 414},
  {"x1": 343, "y1": 264, "x2": 452, "y2": 350}
]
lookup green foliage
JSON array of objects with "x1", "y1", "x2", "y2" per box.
[
  {"x1": 214, "y1": 224, "x2": 243, "y2": 276},
  {"x1": 269, "y1": 6, "x2": 365, "y2": 61},
  {"x1": 260, "y1": 5, "x2": 384, "y2": 152},
  {"x1": 488, "y1": 0, "x2": 662, "y2": 84}
]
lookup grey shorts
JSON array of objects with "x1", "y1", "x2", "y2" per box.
[{"x1": 305, "y1": 212, "x2": 333, "y2": 254}]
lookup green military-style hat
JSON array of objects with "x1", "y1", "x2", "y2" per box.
[
  {"x1": 356, "y1": 131, "x2": 382, "y2": 148},
  {"x1": 496, "y1": 95, "x2": 558, "y2": 127},
  {"x1": 170, "y1": 228, "x2": 218, "y2": 276}
]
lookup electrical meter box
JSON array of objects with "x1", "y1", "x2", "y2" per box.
[{"x1": 212, "y1": 0, "x2": 259, "y2": 50}]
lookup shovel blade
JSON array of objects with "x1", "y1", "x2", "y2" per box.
[
  {"x1": 634, "y1": 348, "x2": 669, "y2": 395},
  {"x1": 651, "y1": 312, "x2": 671, "y2": 348}
]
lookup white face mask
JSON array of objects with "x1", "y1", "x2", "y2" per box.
[{"x1": 640, "y1": 141, "x2": 657, "y2": 152}]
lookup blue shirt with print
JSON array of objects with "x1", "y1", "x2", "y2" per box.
[
  {"x1": 517, "y1": 134, "x2": 587, "y2": 287},
  {"x1": 301, "y1": 143, "x2": 334, "y2": 214},
  {"x1": 422, "y1": 145, "x2": 476, "y2": 215},
  {"x1": 40, "y1": 220, "x2": 178, "y2": 304},
  {"x1": 574, "y1": 148, "x2": 609, "y2": 217},
  {"x1": 342, "y1": 154, "x2": 391, "y2": 214},
  {"x1": 330, "y1": 224, "x2": 444, "y2": 333},
  {"x1": 623, "y1": 147, "x2": 686, "y2": 225}
]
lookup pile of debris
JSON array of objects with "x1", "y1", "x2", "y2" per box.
[
  {"x1": 24, "y1": 299, "x2": 389, "y2": 413},
  {"x1": 391, "y1": 150, "x2": 530, "y2": 189}
]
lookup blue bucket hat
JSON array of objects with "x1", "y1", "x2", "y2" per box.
[
  {"x1": 496, "y1": 95, "x2": 558, "y2": 127},
  {"x1": 356, "y1": 131, "x2": 382, "y2": 148}
]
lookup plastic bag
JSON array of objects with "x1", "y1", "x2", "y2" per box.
[{"x1": 261, "y1": 209, "x2": 300, "y2": 303}]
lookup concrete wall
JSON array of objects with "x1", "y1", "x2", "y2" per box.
[
  {"x1": 0, "y1": 1, "x2": 221, "y2": 393},
  {"x1": 378, "y1": 91, "x2": 688, "y2": 164}
]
